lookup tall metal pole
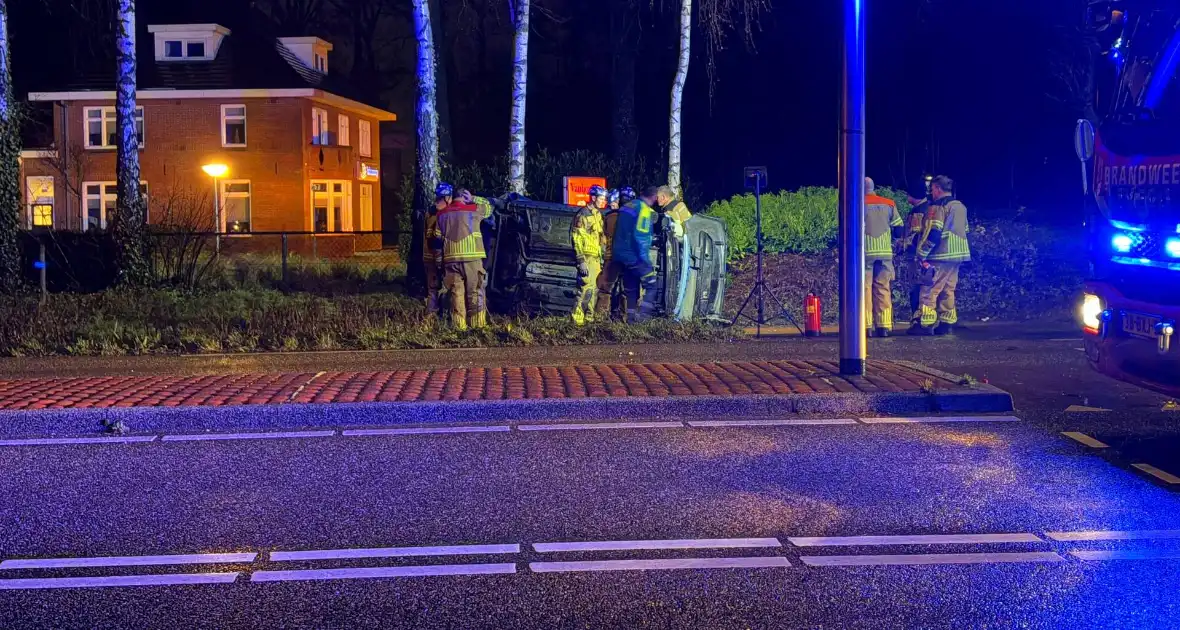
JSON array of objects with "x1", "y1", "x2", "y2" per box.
[{"x1": 839, "y1": 0, "x2": 867, "y2": 375}]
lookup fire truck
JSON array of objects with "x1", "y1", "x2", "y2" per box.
[{"x1": 1080, "y1": 1, "x2": 1180, "y2": 396}]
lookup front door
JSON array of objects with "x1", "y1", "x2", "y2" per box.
[
  {"x1": 311, "y1": 181, "x2": 352, "y2": 233},
  {"x1": 359, "y1": 184, "x2": 373, "y2": 232}
]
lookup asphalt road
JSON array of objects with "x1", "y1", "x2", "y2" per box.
[{"x1": 3, "y1": 323, "x2": 1180, "y2": 628}]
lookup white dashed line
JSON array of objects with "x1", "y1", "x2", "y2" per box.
[
  {"x1": 161, "y1": 430, "x2": 336, "y2": 442},
  {"x1": 342, "y1": 426, "x2": 511, "y2": 436},
  {"x1": 687, "y1": 419, "x2": 857, "y2": 427},
  {"x1": 533, "y1": 538, "x2": 782, "y2": 553},
  {"x1": 1071, "y1": 549, "x2": 1180, "y2": 561},
  {"x1": 271, "y1": 544, "x2": 520, "y2": 561},
  {"x1": 0, "y1": 552, "x2": 256, "y2": 570},
  {"x1": 1045, "y1": 530, "x2": 1180, "y2": 542},
  {"x1": 0, "y1": 573, "x2": 240, "y2": 590},
  {"x1": 859, "y1": 416, "x2": 1021, "y2": 424},
  {"x1": 0, "y1": 436, "x2": 157, "y2": 447},
  {"x1": 1061, "y1": 432, "x2": 1109, "y2": 448},
  {"x1": 801, "y1": 552, "x2": 1064, "y2": 567},
  {"x1": 1132, "y1": 463, "x2": 1180, "y2": 484},
  {"x1": 251, "y1": 563, "x2": 517, "y2": 582},
  {"x1": 788, "y1": 533, "x2": 1042, "y2": 547},
  {"x1": 516, "y1": 422, "x2": 684, "y2": 432},
  {"x1": 529, "y1": 557, "x2": 791, "y2": 573}
]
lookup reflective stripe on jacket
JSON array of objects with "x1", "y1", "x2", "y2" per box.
[
  {"x1": 865, "y1": 194, "x2": 903, "y2": 262},
  {"x1": 571, "y1": 206, "x2": 605, "y2": 262},
  {"x1": 437, "y1": 197, "x2": 493, "y2": 262},
  {"x1": 611, "y1": 199, "x2": 655, "y2": 270},
  {"x1": 917, "y1": 197, "x2": 971, "y2": 262}
]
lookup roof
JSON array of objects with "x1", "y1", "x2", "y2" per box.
[{"x1": 29, "y1": 1, "x2": 392, "y2": 119}]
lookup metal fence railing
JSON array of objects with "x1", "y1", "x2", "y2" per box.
[{"x1": 19, "y1": 230, "x2": 405, "y2": 296}]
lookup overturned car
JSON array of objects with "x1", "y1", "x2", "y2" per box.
[{"x1": 482, "y1": 198, "x2": 729, "y2": 321}]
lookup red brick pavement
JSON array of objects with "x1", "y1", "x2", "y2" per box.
[{"x1": 0, "y1": 361, "x2": 954, "y2": 412}]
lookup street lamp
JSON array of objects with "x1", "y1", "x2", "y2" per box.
[
  {"x1": 202, "y1": 163, "x2": 229, "y2": 254},
  {"x1": 838, "y1": 0, "x2": 866, "y2": 375}
]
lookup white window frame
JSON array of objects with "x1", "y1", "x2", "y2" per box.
[
  {"x1": 358, "y1": 119, "x2": 372, "y2": 157},
  {"x1": 314, "y1": 52, "x2": 327, "y2": 73},
  {"x1": 338, "y1": 114, "x2": 350, "y2": 147},
  {"x1": 311, "y1": 107, "x2": 329, "y2": 145},
  {"x1": 359, "y1": 183, "x2": 373, "y2": 232},
  {"x1": 82, "y1": 181, "x2": 148, "y2": 231},
  {"x1": 221, "y1": 104, "x2": 247, "y2": 147},
  {"x1": 164, "y1": 40, "x2": 183, "y2": 58},
  {"x1": 310, "y1": 180, "x2": 352, "y2": 233},
  {"x1": 161, "y1": 39, "x2": 209, "y2": 60},
  {"x1": 220, "y1": 179, "x2": 252, "y2": 233},
  {"x1": 84, "y1": 106, "x2": 144, "y2": 150}
]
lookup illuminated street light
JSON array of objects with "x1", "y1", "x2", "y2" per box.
[
  {"x1": 202, "y1": 163, "x2": 229, "y2": 253},
  {"x1": 201, "y1": 163, "x2": 229, "y2": 178}
]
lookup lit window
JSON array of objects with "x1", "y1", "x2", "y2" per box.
[
  {"x1": 25, "y1": 176, "x2": 54, "y2": 229},
  {"x1": 84, "y1": 106, "x2": 144, "y2": 149},
  {"x1": 186, "y1": 41, "x2": 206, "y2": 58},
  {"x1": 358, "y1": 120, "x2": 371, "y2": 157},
  {"x1": 82, "y1": 181, "x2": 147, "y2": 230},
  {"x1": 311, "y1": 107, "x2": 330, "y2": 145},
  {"x1": 221, "y1": 180, "x2": 251, "y2": 233},
  {"x1": 311, "y1": 180, "x2": 351, "y2": 233},
  {"x1": 338, "y1": 114, "x2": 350, "y2": 146},
  {"x1": 32, "y1": 205, "x2": 53, "y2": 227},
  {"x1": 164, "y1": 41, "x2": 183, "y2": 58},
  {"x1": 221, "y1": 104, "x2": 247, "y2": 147}
]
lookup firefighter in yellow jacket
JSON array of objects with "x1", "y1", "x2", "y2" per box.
[
  {"x1": 864, "y1": 178, "x2": 904, "y2": 337},
  {"x1": 571, "y1": 185, "x2": 607, "y2": 325},
  {"x1": 422, "y1": 182, "x2": 451, "y2": 320},
  {"x1": 910, "y1": 175, "x2": 971, "y2": 336},
  {"x1": 436, "y1": 188, "x2": 494, "y2": 330}
]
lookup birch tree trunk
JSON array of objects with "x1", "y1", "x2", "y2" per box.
[
  {"x1": 0, "y1": 0, "x2": 22, "y2": 294},
  {"x1": 667, "y1": 0, "x2": 691, "y2": 197},
  {"x1": 507, "y1": 0, "x2": 529, "y2": 195},
  {"x1": 113, "y1": 0, "x2": 148, "y2": 285},
  {"x1": 408, "y1": 0, "x2": 440, "y2": 293}
]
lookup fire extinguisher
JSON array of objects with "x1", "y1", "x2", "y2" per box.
[{"x1": 805, "y1": 292, "x2": 822, "y2": 337}]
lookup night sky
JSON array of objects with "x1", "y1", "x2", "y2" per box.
[{"x1": 11, "y1": 0, "x2": 1089, "y2": 210}]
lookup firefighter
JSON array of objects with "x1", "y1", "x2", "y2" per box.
[
  {"x1": 904, "y1": 179, "x2": 933, "y2": 315},
  {"x1": 596, "y1": 188, "x2": 627, "y2": 321},
  {"x1": 437, "y1": 188, "x2": 494, "y2": 330},
  {"x1": 656, "y1": 185, "x2": 692, "y2": 240},
  {"x1": 864, "y1": 177, "x2": 904, "y2": 337},
  {"x1": 910, "y1": 175, "x2": 971, "y2": 336},
  {"x1": 612, "y1": 186, "x2": 659, "y2": 323},
  {"x1": 422, "y1": 182, "x2": 451, "y2": 320},
  {"x1": 619, "y1": 186, "x2": 636, "y2": 205},
  {"x1": 571, "y1": 185, "x2": 607, "y2": 325}
]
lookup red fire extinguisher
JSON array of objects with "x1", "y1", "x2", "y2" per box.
[{"x1": 805, "y1": 292, "x2": 822, "y2": 337}]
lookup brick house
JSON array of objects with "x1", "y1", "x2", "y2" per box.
[{"x1": 19, "y1": 18, "x2": 397, "y2": 255}]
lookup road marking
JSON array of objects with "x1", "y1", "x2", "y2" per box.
[
  {"x1": 1046, "y1": 530, "x2": 1180, "y2": 542},
  {"x1": 801, "y1": 552, "x2": 1064, "y2": 567},
  {"x1": 686, "y1": 419, "x2": 857, "y2": 427},
  {"x1": 1071, "y1": 549, "x2": 1180, "y2": 561},
  {"x1": 533, "y1": 538, "x2": 782, "y2": 553},
  {"x1": 788, "y1": 533, "x2": 1042, "y2": 547},
  {"x1": 0, "y1": 552, "x2": 257, "y2": 570},
  {"x1": 0, "y1": 572, "x2": 240, "y2": 590},
  {"x1": 516, "y1": 422, "x2": 684, "y2": 432},
  {"x1": 1064, "y1": 405, "x2": 1113, "y2": 413},
  {"x1": 859, "y1": 416, "x2": 1021, "y2": 424},
  {"x1": 251, "y1": 563, "x2": 517, "y2": 582},
  {"x1": 529, "y1": 557, "x2": 791, "y2": 573},
  {"x1": 0, "y1": 435, "x2": 158, "y2": 447},
  {"x1": 1132, "y1": 463, "x2": 1180, "y2": 484},
  {"x1": 1062, "y1": 432, "x2": 1109, "y2": 448},
  {"x1": 271, "y1": 544, "x2": 520, "y2": 561},
  {"x1": 161, "y1": 430, "x2": 336, "y2": 442},
  {"x1": 342, "y1": 426, "x2": 511, "y2": 436}
]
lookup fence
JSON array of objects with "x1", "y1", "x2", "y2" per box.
[{"x1": 19, "y1": 230, "x2": 405, "y2": 296}]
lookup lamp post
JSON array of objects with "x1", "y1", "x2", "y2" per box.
[
  {"x1": 838, "y1": 0, "x2": 867, "y2": 376},
  {"x1": 202, "y1": 163, "x2": 229, "y2": 255}
]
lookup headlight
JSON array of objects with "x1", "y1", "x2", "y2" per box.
[
  {"x1": 1082, "y1": 293, "x2": 1103, "y2": 332},
  {"x1": 1166, "y1": 237, "x2": 1180, "y2": 258},
  {"x1": 1112, "y1": 233, "x2": 1133, "y2": 253}
]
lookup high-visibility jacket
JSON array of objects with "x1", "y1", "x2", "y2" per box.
[
  {"x1": 865, "y1": 194, "x2": 903, "y2": 262},
  {"x1": 571, "y1": 205, "x2": 605, "y2": 263},
  {"x1": 666, "y1": 199, "x2": 692, "y2": 226},
  {"x1": 601, "y1": 209, "x2": 619, "y2": 262},
  {"x1": 917, "y1": 196, "x2": 971, "y2": 262},
  {"x1": 423, "y1": 208, "x2": 441, "y2": 262},
  {"x1": 612, "y1": 199, "x2": 655, "y2": 272},
  {"x1": 437, "y1": 196, "x2": 494, "y2": 262},
  {"x1": 904, "y1": 198, "x2": 929, "y2": 255}
]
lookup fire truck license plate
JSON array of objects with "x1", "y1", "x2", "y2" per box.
[{"x1": 1122, "y1": 312, "x2": 1161, "y2": 339}]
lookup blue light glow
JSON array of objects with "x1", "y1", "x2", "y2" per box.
[
  {"x1": 1166, "y1": 238, "x2": 1180, "y2": 258},
  {"x1": 1112, "y1": 233, "x2": 1133, "y2": 253}
]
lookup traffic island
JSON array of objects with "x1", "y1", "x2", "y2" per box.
[{"x1": 0, "y1": 360, "x2": 1013, "y2": 438}]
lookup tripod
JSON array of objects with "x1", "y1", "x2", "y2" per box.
[{"x1": 731, "y1": 170, "x2": 805, "y2": 338}]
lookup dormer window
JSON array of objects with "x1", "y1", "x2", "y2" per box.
[
  {"x1": 278, "y1": 36, "x2": 333, "y2": 76},
  {"x1": 149, "y1": 24, "x2": 229, "y2": 62},
  {"x1": 314, "y1": 52, "x2": 327, "y2": 73}
]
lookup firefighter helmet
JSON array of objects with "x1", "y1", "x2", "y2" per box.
[
  {"x1": 619, "y1": 186, "x2": 636, "y2": 203},
  {"x1": 587, "y1": 184, "x2": 607, "y2": 201},
  {"x1": 607, "y1": 188, "x2": 620, "y2": 205},
  {"x1": 435, "y1": 182, "x2": 454, "y2": 198}
]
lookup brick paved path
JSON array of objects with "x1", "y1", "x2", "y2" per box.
[{"x1": 0, "y1": 360, "x2": 955, "y2": 411}]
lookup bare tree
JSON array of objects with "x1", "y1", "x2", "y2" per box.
[
  {"x1": 507, "y1": 0, "x2": 529, "y2": 194},
  {"x1": 112, "y1": 0, "x2": 148, "y2": 284},
  {"x1": 666, "y1": 0, "x2": 691, "y2": 197}
]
